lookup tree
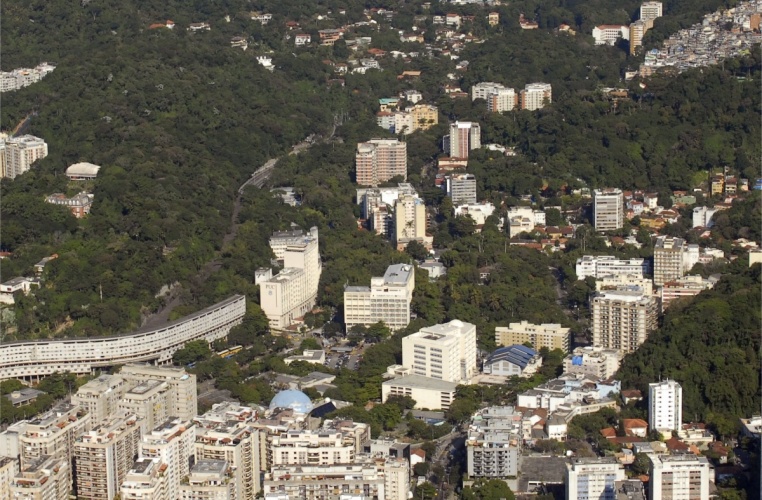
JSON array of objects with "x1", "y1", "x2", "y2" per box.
[
  {"x1": 413, "y1": 462, "x2": 430, "y2": 477},
  {"x1": 414, "y1": 482, "x2": 437, "y2": 500},
  {"x1": 406, "y1": 241, "x2": 429, "y2": 261},
  {"x1": 631, "y1": 453, "x2": 651, "y2": 476},
  {"x1": 172, "y1": 340, "x2": 211, "y2": 366},
  {"x1": 462, "y1": 479, "x2": 516, "y2": 500}
]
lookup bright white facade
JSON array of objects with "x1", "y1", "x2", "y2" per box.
[
  {"x1": 592, "y1": 25, "x2": 630, "y2": 45},
  {"x1": 593, "y1": 188, "x2": 624, "y2": 231},
  {"x1": 566, "y1": 458, "x2": 626, "y2": 500},
  {"x1": 259, "y1": 227, "x2": 321, "y2": 329},
  {"x1": 648, "y1": 379, "x2": 682, "y2": 433},
  {"x1": 640, "y1": 1, "x2": 663, "y2": 20},
  {"x1": 563, "y1": 346, "x2": 623, "y2": 379},
  {"x1": 381, "y1": 374, "x2": 457, "y2": 410},
  {"x1": 495, "y1": 321, "x2": 571, "y2": 352},
  {"x1": 120, "y1": 457, "x2": 169, "y2": 500},
  {"x1": 401, "y1": 320, "x2": 477, "y2": 383},
  {"x1": 471, "y1": 82, "x2": 517, "y2": 112},
  {"x1": 466, "y1": 406, "x2": 522, "y2": 478},
  {"x1": 179, "y1": 460, "x2": 236, "y2": 500},
  {"x1": 139, "y1": 418, "x2": 196, "y2": 498},
  {"x1": 0, "y1": 295, "x2": 245, "y2": 381},
  {"x1": 268, "y1": 429, "x2": 355, "y2": 466},
  {"x1": 649, "y1": 455, "x2": 709, "y2": 500},
  {"x1": 0, "y1": 63, "x2": 55, "y2": 92},
  {"x1": 454, "y1": 202, "x2": 495, "y2": 228},
  {"x1": 2, "y1": 135, "x2": 48, "y2": 179},
  {"x1": 576, "y1": 255, "x2": 651, "y2": 280},
  {"x1": 692, "y1": 206, "x2": 718, "y2": 228},
  {"x1": 344, "y1": 264, "x2": 415, "y2": 331}
]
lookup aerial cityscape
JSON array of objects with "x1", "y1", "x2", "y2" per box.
[{"x1": 0, "y1": 0, "x2": 760, "y2": 498}]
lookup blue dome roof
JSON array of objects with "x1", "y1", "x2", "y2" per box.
[{"x1": 269, "y1": 389, "x2": 314, "y2": 414}]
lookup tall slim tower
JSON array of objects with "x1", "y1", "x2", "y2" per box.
[
  {"x1": 448, "y1": 122, "x2": 481, "y2": 158},
  {"x1": 648, "y1": 379, "x2": 683, "y2": 434}
]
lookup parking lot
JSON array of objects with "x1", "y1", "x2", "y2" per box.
[{"x1": 324, "y1": 346, "x2": 365, "y2": 370}]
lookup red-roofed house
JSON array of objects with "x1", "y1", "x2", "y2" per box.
[
  {"x1": 622, "y1": 419, "x2": 648, "y2": 438},
  {"x1": 411, "y1": 448, "x2": 426, "y2": 470},
  {"x1": 600, "y1": 427, "x2": 617, "y2": 439}
]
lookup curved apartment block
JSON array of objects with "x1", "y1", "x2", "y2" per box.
[{"x1": 0, "y1": 295, "x2": 246, "y2": 381}]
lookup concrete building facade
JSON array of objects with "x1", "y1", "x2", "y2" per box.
[
  {"x1": 649, "y1": 455, "x2": 709, "y2": 500},
  {"x1": 565, "y1": 457, "x2": 626, "y2": 500},
  {"x1": 344, "y1": 264, "x2": 415, "y2": 332},
  {"x1": 445, "y1": 173, "x2": 477, "y2": 206},
  {"x1": 591, "y1": 290, "x2": 658, "y2": 353},
  {"x1": 593, "y1": 188, "x2": 624, "y2": 231},
  {"x1": 447, "y1": 121, "x2": 481, "y2": 158},
  {"x1": 10, "y1": 456, "x2": 70, "y2": 500},
  {"x1": 2, "y1": 135, "x2": 48, "y2": 179},
  {"x1": 648, "y1": 380, "x2": 682, "y2": 433},
  {"x1": 355, "y1": 139, "x2": 407, "y2": 187},
  {"x1": 393, "y1": 194, "x2": 427, "y2": 249},
  {"x1": 520, "y1": 83, "x2": 552, "y2": 110},
  {"x1": 495, "y1": 321, "x2": 571, "y2": 352},
  {"x1": 402, "y1": 320, "x2": 477, "y2": 383}
]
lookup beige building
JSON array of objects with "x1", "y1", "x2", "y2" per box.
[
  {"x1": 410, "y1": 104, "x2": 438, "y2": 132},
  {"x1": 118, "y1": 379, "x2": 171, "y2": 431},
  {"x1": 179, "y1": 460, "x2": 236, "y2": 500},
  {"x1": 591, "y1": 290, "x2": 658, "y2": 353},
  {"x1": 355, "y1": 139, "x2": 407, "y2": 187},
  {"x1": 495, "y1": 321, "x2": 571, "y2": 352},
  {"x1": 2, "y1": 135, "x2": 48, "y2": 179},
  {"x1": 446, "y1": 121, "x2": 481, "y2": 158},
  {"x1": 520, "y1": 83, "x2": 552, "y2": 110},
  {"x1": 74, "y1": 413, "x2": 145, "y2": 500},
  {"x1": 120, "y1": 457, "x2": 169, "y2": 500},
  {"x1": 393, "y1": 194, "x2": 427, "y2": 250},
  {"x1": 563, "y1": 346, "x2": 624, "y2": 379},
  {"x1": 471, "y1": 82, "x2": 517, "y2": 113},
  {"x1": 596, "y1": 274, "x2": 654, "y2": 296},
  {"x1": 10, "y1": 456, "x2": 69, "y2": 500},
  {"x1": 593, "y1": 188, "x2": 624, "y2": 231},
  {"x1": 259, "y1": 227, "x2": 322, "y2": 329},
  {"x1": 120, "y1": 364, "x2": 198, "y2": 422},
  {"x1": 139, "y1": 418, "x2": 196, "y2": 498},
  {"x1": 344, "y1": 264, "x2": 415, "y2": 332},
  {"x1": 661, "y1": 274, "x2": 718, "y2": 311},
  {"x1": 649, "y1": 455, "x2": 709, "y2": 500},
  {"x1": 381, "y1": 374, "x2": 458, "y2": 410},
  {"x1": 640, "y1": 1, "x2": 663, "y2": 20},
  {"x1": 72, "y1": 374, "x2": 128, "y2": 423},
  {"x1": 194, "y1": 402, "x2": 261, "y2": 497},
  {"x1": 267, "y1": 429, "x2": 355, "y2": 467},
  {"x1": 402, "y1": 320, "x2": 477, "y2": 383},
  {"x1": 0, "y1": 456, "x2": 19, "y2": 500},
  {"x1": 653, "y1": 236, "x2": 699, "y2": 286},
  {"x1": 262, "y1": 458, "x2": 409, "y2": 499}
]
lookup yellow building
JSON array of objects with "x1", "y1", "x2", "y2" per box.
[
  {"x1": 488, "y1": 12, "x2": 499, "y2": 26},
  {"x1": 410, "y1": 104, "x2": 439, "y2": 132}
]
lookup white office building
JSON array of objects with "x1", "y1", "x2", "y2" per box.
[
  {"x1": 344, "y1": 264, "x2": 415, "y2": 332},
  {"x1": 692, "y1": 206, "x2": 718, "y2": 228},
  {"x1": 575, "y1": 255, "x2": 651, "y2": 280},
  {"x1": 649, "y1": 455, "x2": 710, "y2": 500},
  {"x1": 593, "y1": 188, "x2": 624, "y2": 231},
  {"x1": 592, "y1": 25, "x2": 630, "y2": 45},
  {"x1": 648, "y1": 379, "x2": 682, "y2": 433},
  {"x1": 640, "y1": 1, "x2": 663, "y2": 20},
  {"x1": 259, "y1": 227, "x2": 322, "y2": 329},
  {"x1": 566, "y1": 457, "x2": 626, "y2": 500},
  {"x1": 445, "y1": 173, "x2": 477, "y2": 205},
  {"x1": 401, "y1": 320, "x2": 477, "y2": 383}
]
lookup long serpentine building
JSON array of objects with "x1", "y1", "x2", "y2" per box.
[{"x1": 0, "y1": 295, "x2": 246, "y2": 381}]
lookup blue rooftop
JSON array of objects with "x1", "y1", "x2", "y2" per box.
[{"x1": 485, "y1": 345, "x2": 538, "y2": 369}]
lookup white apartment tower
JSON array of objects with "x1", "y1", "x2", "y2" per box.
[
  {"x1": 179, "y1": 460, "x2": 236, "y2": 500},
  {"x1": 653, "y1": 236, "x2": 699, "y2": 286},
  {"x1": 447, "y1": 122, "x2": 481, "y2": 158},
  {"x1": 194, "y1": 402, "x2": 262, "y2": 498},
  {"x1": 259, "y1": 227, "x2": 322, "y2": 329},
  {"x1": 446, "y1": 173, "x2": 477, "y2": 206},
  {"x1": 593, "y1": 188, "x2": 624, "y2": 231},
  {"x1": 648, "y1": 379, "x2": 682, "y2": 433},
  {"x1": 344, "y1": 264, "x2": 415, "y2": 332},
  {"x1": 591, "y1": 290, "x2": 658, "y2": 353},
  {"x1": 10, "y1": 456, "x2": 70, "y2": 500},
  {"x1": 471, "y1": 82, "x2": 517, "y2": 113},
  {"x1": 1, "y1": 135, "x2": 48, "y2": 179},
  {"x1": 355, "y1": 139, "x2": 407, "y2": 187},
  {"x1": 520, "y1": 83, "x2": 552, "y2": 110},
  {"x1": 640, "y1": 1, "x2": 663, "y2": 20},
  {"x1": 74, "y1": 413, "x2": 145, "y2": 500},
  {"x1": 120, "y1": 457, "x2": 169, "y2": 500},
  {"x1": 393, "y1": 194, "x2": 427, "y2": 249},
  {"x1": 120, "y1": 364, "x2": 198, "y2": 422},
  {"x1": 565, "y1": 458, "x2": 626, "y2": 500},
  {"x1": 649, "y1": 455, "x2": 709, "y2": 500},
  {"x1": 402, "y1": 320, "x2": 477, "y2": 383},
  {"x1": 139, "y1": 418, "x2": 196, "y2": 499}
]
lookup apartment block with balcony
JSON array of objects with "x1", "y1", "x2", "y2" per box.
[
  {"x1": 74, "y1": 413, "x2": 145, "y2": 500},
  {"x1": 640, "y1": 1, "x2": 663, "y2": 20},
  {"x1": 591, "y1": 290, "x2": 658, "y2": 353},
  {"x1": 267, "y1": 429, "x2": 356, "y2": 467},
  {"x1": 649, "y1": 380, "x2": 682, "y2": 433},
  {"x1": 10, "y1": 455, "x2": 70, "y2": 500},
  {"x1": 120, "y1": 457, "x2": 169, "y2": 500},
  {"x1": 0, "y1": 457, "x2": 18, "y2": 500},
  {"x1": 471, "y1": 82, "x2": 517, "y2": 113},
  {"x1": 520, "y1": 83, "x2": 552, "y2": 110},
  {"x1": 575, "y1": 255, "x2": 651, "y2": 280},
  {"x1": 393, "y1": 194, "x2": 428, "y2": 250},
  {"x1": 118, "y1": 379, "x2": 171, "y2": 431},
  {"x1": 466, "y1": 407, "x2": 523, "y2": 479},
  {"x1": 72, "y1": 374, "x2": 128, "y2": 423},
  {"x1": 653, "y1": 236, "x2": 699, "y2": 286},
  {"x1": 139, "y1": 418, "x2": 196, "y2": 498},
  {"x1": 649, "y1": 455, "x2": 709, "y2": 500},
  {"x1": 179, "y1": 459, "x2": 236, "y2": 500},
  {"x1": 355, "y1": 139, "x2": 407, "y2": 187},
  {"x1": 446, "y1": 121, "x2": 481, "y2": 158},
  {"x1": 194, "y1": 402, "x2": 261, "y2": 497},
  {"x1": 445, "y1": 173, "x2": 477, "y2": 206},
  {"x1": 120, "y1": 364, "x2": 198, "y2": 423},
  {"x1": 344, "y1": 264, "x2": 415, "y2": 332},
  {"x1": 1, "y1": 135, "x2": 48, "y2": 179},
  {"x1": 563, "y1": 346, "x2": 624, "y2": 379},
  {"x1": 566, "y1": 457, "x2": 626, "y2": 500},
  {"x1": 661, "y1": 274, "x2": 718, "y2": 311},
  {"x1": 593, "y1": 188, "x2": 624, "y2": 231},
  {"x1": 495, "y1": 321, "x2": 571, "y2": 352},
  {"x1": 259, "y1": 227, "x2": 322, "y2": 329}
]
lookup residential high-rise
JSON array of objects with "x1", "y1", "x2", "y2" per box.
[
  {"x1": 495, "y1": 321, "x2": 571, "y2": 352},
  {"x1": 575, "y1": 255, "x2": 651, "y2": 280},
  {"x1": 0, "y1": 456, "x2": 19, "y2": 500},
  {"x1": 520, "y1": 83, "x2": 552, "y2": 110},
  {"x1": 393, "y1": 194, "x2": 427, "y2": 250},
  {"x1": 471, "y1": 82, "x2": 517, "y2": 113},
  {"x1": 344, "y1": 264, "x2": 415, "y2": 332},
  {"x1": 466, "y1": 407, "x2": 522, "y2": 479},
  {"x1": 10, "y1": 456, "x2": 70, "y2": 500},
  {"x1": 120, "y1": 458, "x2": 169, "y2": 500},
  {"x1": 565, "y1": 457, "x2": 626, "y2": 500},
  {"x1": 383, "y1": 457, "x2": 410, "y2": 500},
  {"x1": 357, "y1": 183, "x2": 420, "y2": 237},
  {"x1": 139, "y1": 418, "x2": 196, "y2": 498},
  {"x1": 591, "y1": 290, "x2": 658, "y2": 353},
  {"x1": 648, "y1": 455, "x2": 709, "y2": 500},
  {"x1": 640, "y1": 1, "x2": 663, "y2": 20},
  {"x1": 447, "y1": 122, "x2": 481, "y2": 158},
  {"x1": 2, "y1": 135, "x2": 48, "y2": 179},
  {"x1": 402, "y1": 320, "x2": 477, "y2": 383},
  {"x1": 259, "y1": 227, "x2": 322, "y2": 329},
  {"x1": 74, "y1": 413, "x2": 145, "y2": 500},
  {"x1": 72, "y1": 374, "x2": 128, "y2": 423},
  {"x1": 267, "y1": 429, "x2": 356, "y2": 467},
  {"x1": 194, "y1": 402, "x2": 261, "y2": 498},
  {"x1": 593, "y1": 188, "x2": 624, "y2": 231},
  {"x1": 179, "y1": 460, "x2": 236, "y2": 500},
  {"x1": 629, "y1": 20, "x2": 647, "y2": 55},
  {"x1": 118, "y1": 379, "x2": 171, "y2": 431},
  {"x1": 120, "y1": 364, "x2": 198, "y2": 422},
  {"x1": 445, "y1": 173, "x2": 477, "y2": 206},
  {"x1": 648, "y1": 380, "x2": 682, "y2": 433},
  {"x1": 653, "y1": 236, "x2": 699, "y2": 286},
  {"x1": 355, "y1": 139, "x2": 407, "y2": 187}
]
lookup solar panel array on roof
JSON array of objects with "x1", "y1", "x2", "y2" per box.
[{"x1": 485, "y1": 344, "x2": 538, "y2": 369}]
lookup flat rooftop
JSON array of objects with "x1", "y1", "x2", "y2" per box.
[{"x1": 383, "y1": 375, "x2": 458, "y2": 391}]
